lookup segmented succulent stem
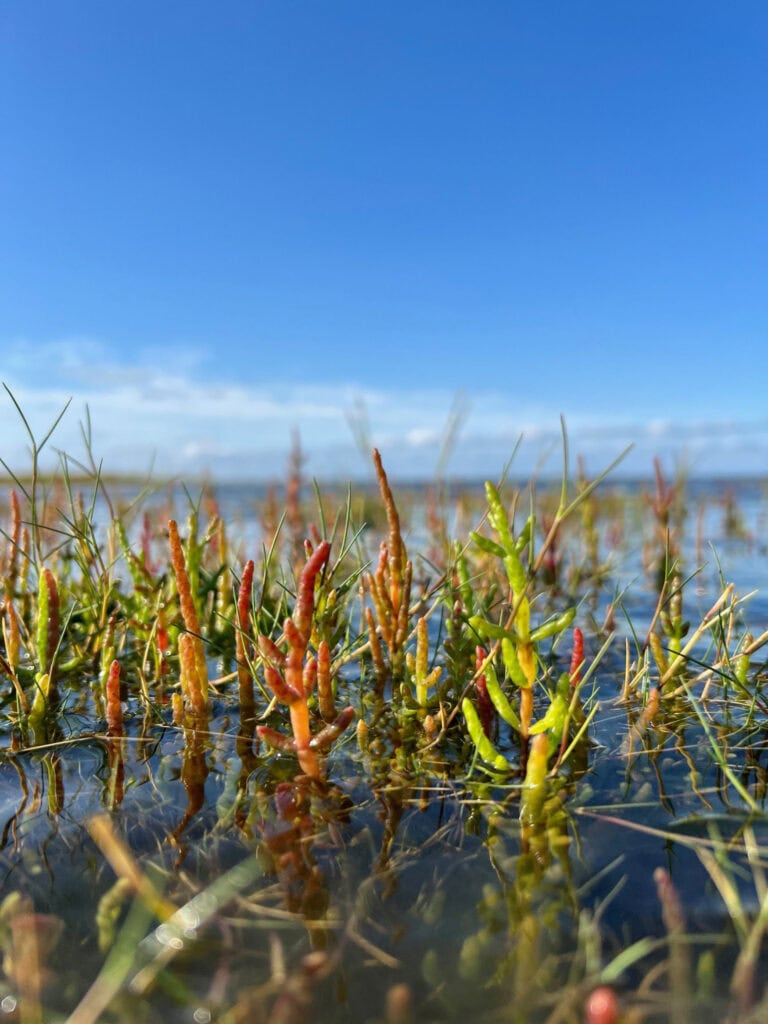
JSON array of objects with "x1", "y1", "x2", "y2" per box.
[
  {"x1": 169, "y1": 519, "x2": 209, "y2": 708},
  {"x1": 105, "y1": 660, "x2": 123, "y2": 736}
]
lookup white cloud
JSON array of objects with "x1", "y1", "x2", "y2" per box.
[
  {"x1": 406, "y1": 428, "x2": 441, "y2": 447},
  {"x1": 647, "y1": 418, "x2": 672, "y2": 437},
  {"x1": 2, "y1": 337, "x2": 768, "y2": 481}
]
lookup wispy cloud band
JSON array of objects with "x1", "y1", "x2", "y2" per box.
[{"x1": 2, "y1": 338, "x2": 766, "y2": 480}]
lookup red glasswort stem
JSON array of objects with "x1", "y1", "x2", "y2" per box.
[
  {"x1": 236, "y1": 560, "x2": 255, "y2": 645},
  {"x1": 236, "y1": 560, "x2": 255, "y2": 703},
  {"x1": 105, "y1": 659, "x2": 123, "y2": 736},
  {"x1": 302, "y1": 654, "x2": 317, "y2": 697},
  {"x1": 569, "y1": 627, "x2": 584, "y2": 687},
  {"x1": 293, "y1": 541, "x2": 330, "y2": 645},
  {"x1": 168, "y1": 519, "x2": 202, "y2": 636},
  {"x1": 474, "y1": 646, "x2": 494, "y2": 737},
  {"x1": 255, "y1": 726, "x2": 296, "y2": 754},
  {"x1": 372, "y1": 448, "x2": 404, "y2": 584},
  {"x1": 42, "y1": 568, "x2": 60, "y2": 678},
  {"x1": 263, "y1": 662, "x2": 301, "y2": 705},
  {"x1": 179, "y1": 633, "x2": 207, "y2": 715},
  {"x1": 258, "y1": 634, "x2": 286, "y2": 668},
  {"x1": 317, "y1": 640, "x2": 335, "y2": 722},
  {"x1": 309, "y1": 706, "x2": 355, "y2": 750},
  {"x1": 284, "y1": 618, "x2": 308, "y2": 698},
  {"x1": 257, "y1": 539, "x2": 342, "y2": 780}
]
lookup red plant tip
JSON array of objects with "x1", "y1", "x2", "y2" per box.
[
  {"x1": 654, "y1": 865, "x2": 686, "y2": 933},
  {"x1": 157, "y1": 626, "x2": 168, "y2": 655},
  {"x1": 474, "y1": 645, "x2": 493, "y2": 737},
  {"x1": 256, "y1": 726, "x2": 298, "y2": 753},
  {"x1": 584, "y1": 986, "x2": 618, "y2": 1024},
  {"x1": 302, "y1": 654, "x2": 317, "y2": 697},
  {"x1": 264, "y1": 663, "x2": 302, "y2": 705},
  {"x1": 569, "y1": 627, "x2": 584, "y2": 687},
  {"x1": 309, "y1": 706, "x2": 356, "y2": 750},
  {"x1": 294, "y1": 540, "x2": 331, "y2": 644},
  {"x1": 258, "y1": 634, "x2": 286, "y2": 668},
  {"x1": 237, "y1": 561, "x2": 255, "y2": 629},
  {"x1": 39, "y1": 568, "x2": 60, "y2": 677}
]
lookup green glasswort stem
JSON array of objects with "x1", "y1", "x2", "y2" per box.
[
  {"x1": 36, "y1": 572, "x2": 52, "y2": 673},
  {"x1": 514, "y1": 515, "x2": 535, "y2": 555},
  {"x1": 484, "y1": 662, "x2": 520, "y2": 729},
  {"x1": 520, "y1": 734, "x2": 549, "y2": 826},
  {"x1": 529, "y1": 694, "x2": 568, "y2": 748},
  {"x1": 501, "y1": 638, "x2": 529, "y2": 690},
  {"x1": 469, "y1": 615, "x2": 515, "y2": 643},
  {"x1": 484, "y1": 482, "x2": 514, "y2": 553},
  {"x1": 470, "y1": 531, "x2": 506, "y2": 559},
  {"x1": 462, "y1": 698, "x2": 510, "y2": 771},
  {"x1": 529, "y1": 608, "x2": 576, "y2": 643}
]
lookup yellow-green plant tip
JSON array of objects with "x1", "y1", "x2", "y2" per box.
[
  {"x1": 462, "y1": 698, "x2": 510, "y2": 772},
  {"x1": 485, "y1": 662, "x2": 520, "y2": 729}
]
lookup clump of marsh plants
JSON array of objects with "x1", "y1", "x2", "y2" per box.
[{"x1": 0, "y1": 394, "x2": 767, "y2": 1024}]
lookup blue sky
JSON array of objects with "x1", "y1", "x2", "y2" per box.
[{"x1": 1, "y1": 2, "x2": 767, "y2": 479}]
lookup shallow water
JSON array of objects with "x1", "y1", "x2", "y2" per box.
[{"x1": 1, "y1": 477, "x2": 768, "y2": 1022}]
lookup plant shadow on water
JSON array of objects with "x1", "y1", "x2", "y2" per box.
[{"x1": 2, "y1": 404, "x2": 768, "y2": 1021}]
